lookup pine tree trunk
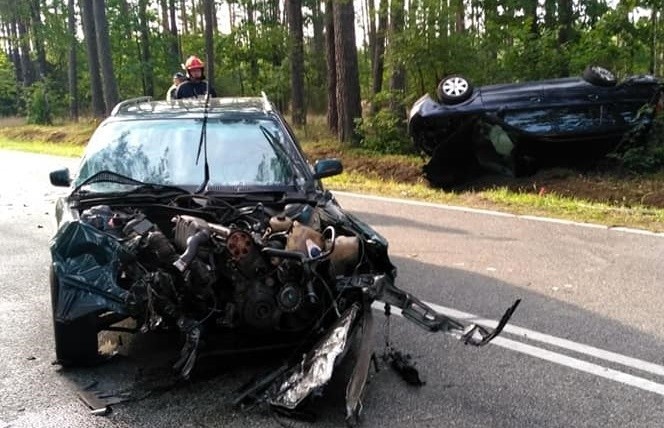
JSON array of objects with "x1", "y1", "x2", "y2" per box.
[
  {"x1": 333, "y1": 0, "x2": 362, "y2": 144},
  {"x1": 324, "y1": 0, "x2": 337, "y2": 134},
  {"x1": 544, "y1": 0, "x2": 557, "y2": 30},
  {"x1": 80, "y1": 0, "x2": 105, "y2": 117},
  {"x1": 92, "y1": 0, "x2": 120, "y2": 113},
  {"x1": 389, "y1": 0, "x2": 406, "y2": 122},
  {"x1": 525, "y1": 0, "x2": 538, "y2": 36},
  {"x1": 650, "y1": 8, "x2": 657, "y2": 75},
  {"x1": 371, "y1": 0, "x2": 387, "y2": 113},
  {"x1": 160, "y1": 0, "x2": 169, "y2": 34},
  {"x1": 17, "y1": 18, "x2": 34, "y2": 86},
  {"x1": 311, "y1": 0, "x2": 326, "y2": 101},
  {"x1": 288, "y1": 0, "x2": 305, "y2": 125},
  {"x1": 180, "y1": 0, "x2": 188, "y2": 34},
  {"x1": 453, "y1": 0, "x2": 465, "y2": 33},
  {"x1": 67, "y1": 0, "x2": 78, "y2": 120},
  {"x1": 8, "y1": 19, "x2": 22, "y2": 85},
  {"x1": 169, "y1": 0, "x2": 181, "y2": 69},
  {"x1": 558, "y1": 0, "x2": 572, "y2": 76},
  {"x1": 203, "y1": 0, "x2": 215, "y2": 91},
  {"x1": 246, "y1": 3, "x2": 259, "y2": 83},
  {"x1": 29, "y1": 1, "x2": 47, "y2": 79},
  {"x1": 138, "y1": 0, "x2": 154, "y2": 97}
]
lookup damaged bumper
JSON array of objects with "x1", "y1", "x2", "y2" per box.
[
  {"x1": 257, "y1": 274, "x2": 519, "y2": 420},
  {"x1": 342, "y1": 273, "x2": 520, "y2": 346}
]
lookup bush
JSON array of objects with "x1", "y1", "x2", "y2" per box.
[
  {"x1": 357, "y1": 89, "x2": 413, "y2": 155},
  {"x1": 0, "y1": 57, "x2": 18, "y2": 116},
  {"x1": 25, "y1": 82, "x2": 53, "y2": 125},
  {"x1": 356, "y1": 109, "x2": 412, "y2": 154},
  {"x1": 609, "y1": 104, "x2": 664, "y2": 173}
]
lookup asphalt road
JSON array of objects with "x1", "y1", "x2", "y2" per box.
[{"x1": 1, "y1": 150, "x2": 663, "y2": 428}]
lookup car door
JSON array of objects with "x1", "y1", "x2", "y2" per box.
[
  {"x1": 536, "y1": 77, "x2": 614, "y2": 136},
  {"x1": 479, "y1": 81, "x2": 550, "y2": 134}
]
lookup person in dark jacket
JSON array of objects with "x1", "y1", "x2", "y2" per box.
[
  {"x1": 175, "y1": 55, "x2": 217, "y2": 99},
  {"x1": 166, "y1": 72, "x2": 186, "y2": 101}
]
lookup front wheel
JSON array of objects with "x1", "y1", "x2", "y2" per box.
[
  {"x1": 582, "y1": 65, "x2": 617, "y2": 87},
  {"x1": 437, "y1": 75, "x2": 473, "y2": 104},
  {"x1": 50, "y1": 268, "x2": 100, "y2": 366}
]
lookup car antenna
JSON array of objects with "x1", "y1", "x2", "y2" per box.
[{"x1": 194, "y1": 60, "x2": 212, "y2": 194}]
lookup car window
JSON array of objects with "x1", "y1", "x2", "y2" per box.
[{"x1": 75, "y1": 118, "x2": 303, "y2": 189}]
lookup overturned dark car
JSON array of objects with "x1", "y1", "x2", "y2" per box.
[
  {"x1": 408, "y1": 66, "x2": 663, "y2": 186},
  {"x1": 49, "y1": 96, "x2": 519, "y2": 422}
]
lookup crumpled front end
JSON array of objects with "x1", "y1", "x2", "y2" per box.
[
  {"x1": 49, "y1": 196, "x2": 519, "y2": 421},
  {"x1": 50, "y1": 220, "x2": 131, "y2": 322},
  {"x1": 240, "y1": 271, "x2": 519, "y2": 422},
  {"x1": 269, "y1": 304, "x2": 360, "y2": 410}
]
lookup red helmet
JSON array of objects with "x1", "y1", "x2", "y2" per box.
[{"x1": 184, "y1": 55, "x2": 204, "y2": 70}]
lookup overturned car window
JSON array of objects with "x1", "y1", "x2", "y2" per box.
[{"x1": 75, "y1": 118, "x2": 301, "y2": 191}]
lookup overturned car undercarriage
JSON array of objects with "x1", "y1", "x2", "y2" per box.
[{"x1": 50, "y1": 183, "x2": 520, "y2": 423}]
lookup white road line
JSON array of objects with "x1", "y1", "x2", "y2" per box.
[
  {"x1": 424, "y1": 301, "x2": 664, "y2": 379},
  {"x1": 372, "y1": 301, "x2": 664, "y2": 397},
  {"x1": 333, "y1": 190, "x2": 664, "y2": 237},
  {"x1": 491, "y1": 336, "x2": 664, "y2": 397}
]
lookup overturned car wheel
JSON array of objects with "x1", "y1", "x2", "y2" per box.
[
  {"x1": 582, "y1": 65, "x2": 617, "y2": 87},
  {"x1": 437, "y1": 75, "x2": 473, "y2": 104},
  {"x1": 50, "y1": 268, "x2": 100, "y2": 366}
]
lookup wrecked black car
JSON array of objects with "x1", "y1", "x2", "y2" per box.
[
  {"x1": 49, "y1": 95, "x2": 519, "y2": 422},
  {"x1": 408, "y1": 66, "x2": 662, "y2": 186}
]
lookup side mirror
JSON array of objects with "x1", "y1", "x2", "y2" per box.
[
  {"x1": 50, "y1": 168, "x2": 72, "y2": 187},
  {"x1": 313, "y1": 158, "x2": 343, "y2": 179}
]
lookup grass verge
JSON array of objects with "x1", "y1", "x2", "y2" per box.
[
  {"x1": 324, "y1": 171, "x2": 664, "y2": 232},
  {"x1": 0, "y1": 138, "x2": 83, "y2": 157},
  {"x1": 0, "y1": 118, "x2": 663, "y2": 233}
]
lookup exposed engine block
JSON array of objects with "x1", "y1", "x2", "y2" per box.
[{"x1": 80, "y1": 203, "x2": 360, "y2": 335}]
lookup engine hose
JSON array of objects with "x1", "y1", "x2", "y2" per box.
[
  {"x1": 305, "y1": 281, "x2": 319, "y2": 304},
  {"x1": 173, "y1": 230, "x2": 210, "y2": 272}
]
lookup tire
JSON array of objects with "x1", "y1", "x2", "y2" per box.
[
  {"x1": 582, "y1": 66, "x2": 617, "y2": 87},
  {"x1": 50, "y1": 267, "x2": 100, "y2": 366},
  {"x1": 437, "y1": 75, "x2": 473, "y2": 104}
]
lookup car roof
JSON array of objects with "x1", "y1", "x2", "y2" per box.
[{"x1": 108, "y1": 94, "x2": 277, "y2": 120}]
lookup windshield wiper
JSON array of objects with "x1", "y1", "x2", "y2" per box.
[
  {"x1": 71, "y1": 170, "x2": 190, "y2": 197},
  {"x1": 205, "y1": 190, "x2": 315, "y2": 204},
  {"x1": 120, "y1": 183, "x2": 191, "y2": 196},
  {"x1": 194, "y1": 86, "x2": 212, "y2": 194}
]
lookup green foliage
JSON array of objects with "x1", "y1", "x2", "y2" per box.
[
  {"x1": 610, "y1": 106, "x2": 664, "y2": 173},
  {"x1": 210, "y1": 20, "x2": 290, "y2": 104},
  {"x1": 25, "y1": 82, "x2": 52, "y2": 125},
  {"x1": 5, "y1": 0, "x2": 664, "y2": 126},
  {"x1": 568, "y1": 6, "x2": 652, "y2": 77},
  {"x1": 0, "y1": 55, "x2": 18, "y2": 116},
  {"x1": 357, "y1": 95, "x2": 411, "y2": 154},
  {"x1": 500, "y1": 26, "x2": 569, "y2": 81}
]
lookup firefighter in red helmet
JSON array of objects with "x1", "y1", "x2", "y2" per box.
[{"x1": 174, "y1": 55, "x2": 217, "y2": 99}]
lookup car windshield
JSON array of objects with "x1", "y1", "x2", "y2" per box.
[{"x1": 74, "y1": 117, "x2": 306, "y2": 192}]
